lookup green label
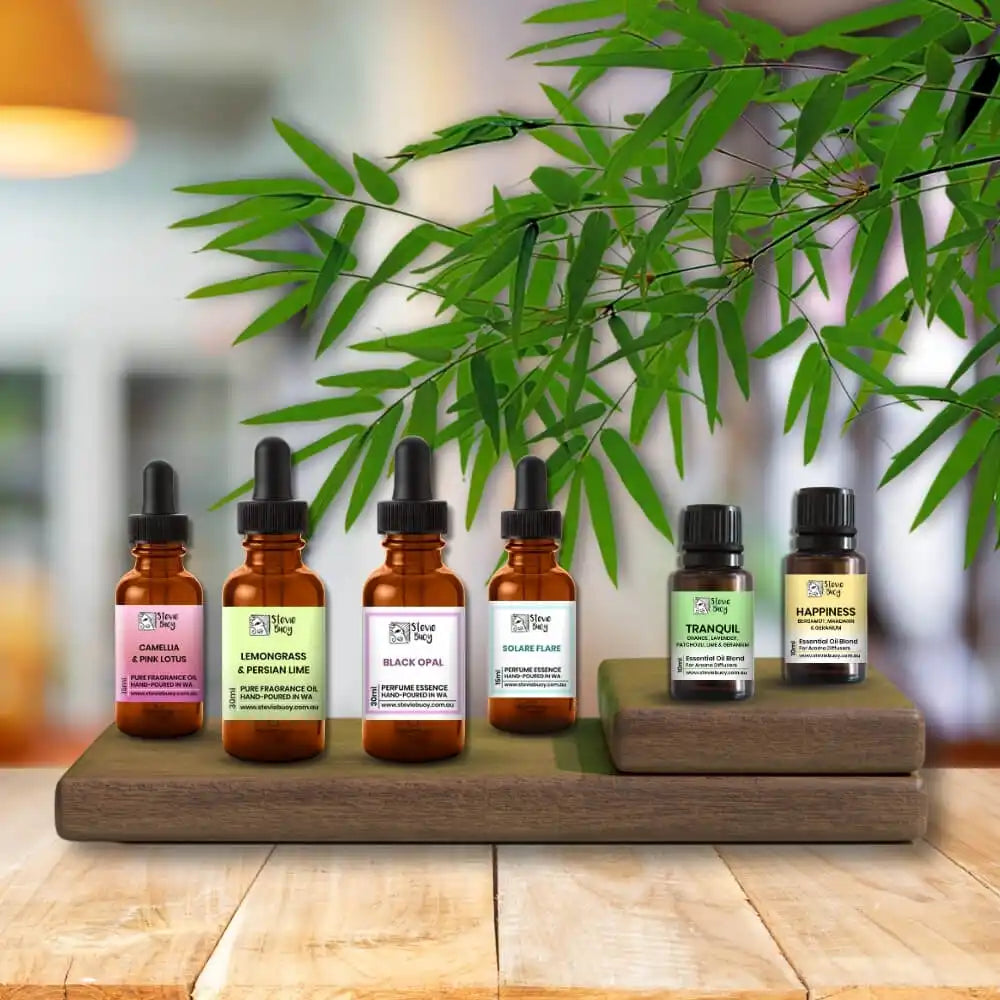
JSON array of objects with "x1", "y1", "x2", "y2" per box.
[
  {"x1": 222, "y1": 606, "x2": 326, "y2": 720},
  {"x1": 669, "y1": 590, "x2": 753, "y2": 681}
]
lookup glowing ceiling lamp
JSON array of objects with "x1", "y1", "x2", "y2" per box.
[{"x1": 0, "y1": 0, "x2": 133, "y2": 178}]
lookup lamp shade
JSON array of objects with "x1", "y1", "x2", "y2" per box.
[{"x1": 0, "y1": 0, "x2": 133, "y2": 178}]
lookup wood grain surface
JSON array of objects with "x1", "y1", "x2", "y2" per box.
[
  {"x1": 192, "y1": 845, "x2": 497, "y2": 1000},
  {"x1": 599, "y1": 657, "x2": 925, "y2": 774},
  {"x1": 496, "y1": 844, "x2": 805, "y2": 999},
  {"x1": 720, "y1": 841, "x2": 1000, "y2": 998},
  {"x1": 1, "y1": 769, "x2": 269, "y2": 1000},
  {"x1": 56, "y1": 719, "x2": 927, "y2": 843}
]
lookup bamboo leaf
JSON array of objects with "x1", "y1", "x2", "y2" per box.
[
  {"x1": 753, "y1": 318, "x2": 808, "y2": 359},
  {"x1": 233, "y1": 284, "x2": 312, "y2": 344},
  {"x1": 542, "y1": 49, "x2": 711, "y2": 71},
  {"x1": 567, "y1": 211, "x2": 612, "y2": 324},
  {"x1": 912, "y1": 417, "x2": 995, "y2": 529},
  {"x1": 607, "y1": 314, "x2": 647, "y2": 382},
  {"x1": 512, "y1": 28, "x2": 614, "y2": 58},
  {"x1": 697, "y1": 318, "x2": 719, "y2": 429},
  {"x1": 529, "y1": 402, "x2": 605, "y2": 441},
  {"x1": 405, "y1": 380, "x2": 439, "y2": 446},
  {"x1": 881, "y1": 404, "x2": 968, "y2": 486},
  {"x1": 581, "y1": 455, "x2": 618, "y2": 585},
  {"x1": 667, "y1": 387, "x2": 684, "y2": 476},
  {"x1": 273, "y1": 119, "x2": 355, "y2": 194},
  {"x1": 605, "y1": 72, "x2": 708, "y2": 182},
  {"x1": 201, "y1": 202, "x2": 326, "y2": 251},
  {"x1": 466, "y1": 434, "x2": 498, "y2": 530},
  {"x1": 568, "y1": 326, "x2": 594, "y2": 412},
  {"x1": 471, "y1": 353, "x2": 501, "y2": 450},
  {"x1": 925, "y1": 41, "x2": 953, "y2": 87},
  {"x1": 591, "y1": 317, "x2": 687, "y2": 371},
  {"x1": 539, "y1": 84, "x2": 610, "y2": 164},
  {"x1": 308, "y1": 434, "x2": 366, "y2": 533},
  {"x1": 966, "y1": 431, "x2": 1000, "y2": 566},
  {"x1": 654, "y1": 8, "x2": 745, "y2": 62},
  {"x1": 794, "y1": 76, "x2": 845, "y2": 166},
  {"x1": 716, "y1": 300, "x2": 750, "y2": 399},
  {"x1": 188, "y1": 270, "x2": 314, "y2": 299},
  {"x1": 244, "y1": 394, "x2": 382, "y2": 425},
  {"x1": 785, "y1": 343, "x2": 822, "y2": 433},
  {"x1": 175, "y1": 178, "x2": 326, "y2": 196},
  {"x1": 949, "y1": 326, "x2": 1000, "y2": 389},
  {"x1": 224, "y1": 248, "x2": 322, "y2": 269},
  {"x1": 547, "y1": 435, "x2": 586, "y2": 492},
  {"x1": 370, "y1": 224, "x2": 432, "y2": 289},
  {"x1": 531, "y1": 165, "x2": 581, "y2": 205},
  {"x1": 316, "y1": 280, "x2": 371, "y2": 357},
  {"x1": 712, "y1": 187, "x2": 731, "y2": 266},
  {"x1": 678, "y1": 69, "x2": 763, "y2": 178},
  {"x1": 171, "y1": 195, "x2": 312, "y2": 229},
  {"x1": 899, "y1": 198, "x2": 927, "y2": 310},
  {"x1": 803, "y1": 356, "x2": 832, "y2": 463},
  {"x1": 600, "y1": 428, "x2": 672, "y2": 540},
  {"x1": 559, "y1": 469, "x2": 583, "y2": 570},
  {"x1": 881, "y1": 85, "x2": 942, "y2": 186},
  {"x1": 847, "y1": 207, "x2": 892, "y2": 317},
  {"x1": 459, "y1": 228, "x2": 524, "y2": 305},
  {"x1": 525, "y1": 0, "x2": 622, "y2": 23},
  {"x1": 844, "y1": 12, "x2": 958, "y2": 84},
  {"x1": 317, "y1": 369, "x2": 411, "y2": 390},
  {"x1": 353, "y1": 154, "x2": 400, "y2": 205},
  {"x1": 510, "y1": 222, "x2": 538, "y2": 346},
  {"x1": 345, "y1": 404, "x2": 405, "y2": 530}
]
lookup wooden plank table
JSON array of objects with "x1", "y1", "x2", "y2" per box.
[{"x1": 2, "y1": 767, "x2": 999, "y2": 999}]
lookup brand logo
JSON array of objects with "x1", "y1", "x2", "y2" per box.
[
  {"x1": 806, "y1": 580, "x2": 824, "y2": 598},
  {"x1": 388, "y1": 620, "x2": 436, "y2": 644},
  {"x1": 248, "y1": 613, "x2": 296, "y2": 637},
  {"x1": 510, "y1": 612, "x2": 552, "y2": 633},
  {"x1": 692, "y1": 595, "x2": 731, "y2": 615},
  {"x1": 806, "y1": 579, "x2": 843, "y2": 599},
  {"x1": 137, "y1": 611, "x2": 179, "y2": 632}
]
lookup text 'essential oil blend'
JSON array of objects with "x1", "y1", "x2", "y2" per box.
[
  {"x1": 669, "y1": 504, "x2": 754, "y2": 701},
  {"x1": 783, "y1": 486, "x2": 867, "y2": 684},
  {"x1": 488, "y1": 456, "x2": 576, "y2": 734},
  {"x1": 221, "y1": 437, "x2": 327, "y2": 762},
  {"x1": 362, "y1": 436, "x2": 466, "y2": 763},
  {"x1": 115, "y1": 460, "x2": 204, "y2": 738}
]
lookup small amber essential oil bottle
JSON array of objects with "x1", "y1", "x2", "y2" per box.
[
  {"x1": 669, "y1": 504, "x2": 754, "y2": 701},
  {"x1": 362, "y1": 436, "x2": 466, "y2": 763},
  {"x1": 221, "y1": 437, "x2": 326, "y2": 762},
  {"x1": 488, "y1": 456, "x2": 576, "y2": 734},
  {"x1": 115, "y1": 461, "x2": 204, "y2": 738},
  {"x1": 782, "y1": 486, "x2": 867, "y2": 685}
]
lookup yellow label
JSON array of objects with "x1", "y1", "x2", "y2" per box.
[{"x1": 784, "y1": 574, "x2": 867, "y2": 664}]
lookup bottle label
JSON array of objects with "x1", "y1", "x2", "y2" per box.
[
  {"x1": 488, "y1": 601, "x2": 576, "y2": 698},
  {"x1": 363, "y1": 606, "x2": 465, "y2": 720},
  {"x1": 670, "y1": 590, "x2": 754, "y2": 681},
  {"x1": 115, "y1": 605, "x2": 204, "y2": 702},
  {"x1": 221, "y1": 607, "x2": 326, "y2": 720},
  {"x1": 784, "y1": 574, "x2": 867, "y2": 663}
]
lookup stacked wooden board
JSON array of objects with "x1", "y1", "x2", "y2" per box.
[{"x1": 55, "y1": 657, "x2": 926, "y2": 842}]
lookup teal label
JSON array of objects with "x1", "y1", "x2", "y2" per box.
[
  {"x1": 670, "y1": 590, "x2": 753, "y2": 681},
  {"x1": 222, "y1": 606, "x2": 326, "y2": 719}
]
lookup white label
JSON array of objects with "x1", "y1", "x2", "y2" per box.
[
  {"x1": 489, "y1": 601, "x2": 576, "y2": 698},
  {"x1": 363, "y1": 606, "x2": 465, "y2": 720}
]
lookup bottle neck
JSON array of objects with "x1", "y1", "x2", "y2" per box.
[
  {"x1": 243, "y1": 533, "x2": 305, "y2": 572},
  {"x1": 680, "y1": 548, "x2": 743, "y2": 569},
  {"x1": 505, "y1": 538, "x2": 559, "y2": 572},
  {"x1": 382, "y1": 533, "x2": 446, "y2": 572},
  {"x1": 794, "y1": 533, "x2": 856, "y2": 553},
  {"x1": 132, "y1": 542, "x2": 187, "y2": 576}
]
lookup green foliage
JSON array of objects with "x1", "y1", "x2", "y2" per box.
[{"x1": 175, "y1": 6, "x2": 1000, "y2": 581}]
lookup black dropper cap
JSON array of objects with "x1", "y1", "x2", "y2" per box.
[
  {"x1": 794, "y1": 486, "x2": 856, "y2": 537},
  {"x1": 236, "y1": 437, "x2": 308, "y2": 535},
  {"x1": 501, "y1": 456, "x2": 561, "y2": 539},
  {"x1": 680, "y1": 504, "x2": 742, "y2": 553},
  {"x1": 128, "y1": 460, "x2": 189, "y2": 544},
  {"x1": 377, "y1": 436, "x2": 448, "y2": 534}
]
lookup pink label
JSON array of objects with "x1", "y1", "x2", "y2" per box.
[{"x1": 115, "y1": 605, "x2": 204, "y2": 702}]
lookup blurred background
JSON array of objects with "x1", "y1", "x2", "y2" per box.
[{"x1": 1, "y1": 0, "x2": 997, "y2": 764}]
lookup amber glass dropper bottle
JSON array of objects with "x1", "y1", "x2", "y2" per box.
[
  {"x1": 115, "y1": 460, "x2": 204, "y2": 738},
  {"x1": 222, "y1": 437, "x2": 326, "y2": 763},
  {"x1": 362, "y1": 436, "x2": 466, "y2": 763},
  {"x1": 488, "y1": 456, "x2": 577, "y2": 733}
]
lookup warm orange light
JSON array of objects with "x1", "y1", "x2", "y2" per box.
[{"x1": 0, "y1": 0, "x2": 133, "y2": 178}]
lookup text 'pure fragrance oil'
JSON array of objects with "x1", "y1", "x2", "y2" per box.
[
  {"x1": 222, "y1": 437, "x2": 326, "y2": 762},
  {"x1": 488, "y1": 456, "x2": 576, "y2": 734},
  {"x1": 362, "y1": 436, "x2": 466, "y2": 763},
  {"x1": 115, "y1": 461, "x2": 204, "y2": 738},
  {"x1": 669, "y1": 504, "x2": 754, "y2": 701},
  {"x1": 783, "y1": 486, "x2": 867, "y2": 684}
]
